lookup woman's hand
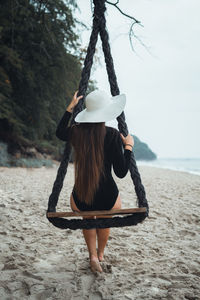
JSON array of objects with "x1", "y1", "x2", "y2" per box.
[
  {"x1": 120, "y1": 133, "x2": 134, "y2": 151},
  {"x1": 66, "y1": 91, "x2": 83, "y2": 113}
]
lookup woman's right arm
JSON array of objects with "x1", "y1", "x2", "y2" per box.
[
  {"x1": 56, "y1": 91, "x2": 83, "y2": 141},
  {"x1": 55, "y1": 111, "x2": 72, "y2": 141}
]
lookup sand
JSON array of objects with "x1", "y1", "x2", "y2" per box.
[{"x1": 0, "y1": 164, "x2": 200, "y2": 300}]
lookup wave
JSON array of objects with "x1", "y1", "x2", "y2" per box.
[{"x1": 137, "y1": 158, "x2": 200, "y2": 176}]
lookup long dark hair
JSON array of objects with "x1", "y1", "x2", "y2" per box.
[{"x1": 70, "y1": 122, "x2": 106, "y2": 205}]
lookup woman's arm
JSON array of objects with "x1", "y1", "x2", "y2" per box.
[
  {"x1": 112, "y1": 131, "x2": 134, "y2": 178},
  {"x1": 66, "y1": 91, "x2": 83, "y2": 113},
  {"x1": 55, "y1": 91, "x2": 83, "y2": 141},
  {"x1": 55, "y1": 111, "x2": 72, "y2": 141}
]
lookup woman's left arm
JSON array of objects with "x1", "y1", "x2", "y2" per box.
[{"x1": 112, "y1": 131, "x2": 134, "y2": 178}]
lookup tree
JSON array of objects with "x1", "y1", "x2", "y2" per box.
[{"x1": 0, "y1": 0, "x2": 83, "y2": 156}]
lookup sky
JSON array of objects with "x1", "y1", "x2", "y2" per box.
[{"x1": 76, "y1": 0, "x2": 200, "y2": 158}]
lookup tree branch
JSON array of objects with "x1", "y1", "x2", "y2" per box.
[
  {"x1": 105, "y1": 0, "x2": 147, "y2": 53},
  {"x1": 90, "y1": 0, "x2": 148, "y2": 53},
  {"x1": 129, "y1": 23, "x2": 153, "y2": 56},
  {"x1": 105, "y1": 0, "x2": 142, "y2": 26}
]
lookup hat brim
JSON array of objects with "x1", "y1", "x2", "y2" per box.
[{"x1": 75, "y1": 94, "x2": 126, "y2": 123}]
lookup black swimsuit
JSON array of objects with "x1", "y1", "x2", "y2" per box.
[{"x1": 56, "y1": 111, "x2": 132, "y2": 211}]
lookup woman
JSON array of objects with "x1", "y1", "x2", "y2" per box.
[{"x1": 56, "y1": 90, "x2": 134, "y2": 273}]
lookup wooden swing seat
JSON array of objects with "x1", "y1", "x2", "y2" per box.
[{"x1": 47, "y1": 207, "x2": 147, "y2": 218}]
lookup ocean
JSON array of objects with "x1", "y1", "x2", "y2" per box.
[{"x1": 137, "y1": 158, "x2": 200, "y2": 176}]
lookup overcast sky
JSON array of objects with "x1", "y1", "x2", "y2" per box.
[{"x1": 76, "y1": 0, "x2": 200, "y2": 158}]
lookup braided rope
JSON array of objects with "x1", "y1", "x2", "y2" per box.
[
  {"x1": 47, "y1": 213, "x2": 146, "y2": 230},
  {"x1": 46, "y1": 0, "x2": 148, "y2": 229},
  {"x1": 72, "y1": 3, "x2": 101, "y2": 119},
  {"x1": 47, "y1": 3, "x2": 100, "y2": 213},
  {"x1": 99, "y1": 2, "x2": 149, "y2": 211},
  {"x1": 47, "y1": 142, "x2": 71, "y2": 212}
]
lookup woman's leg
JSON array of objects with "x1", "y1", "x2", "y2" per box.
[
  {"x1": 82, "y1": 220, "x2": 102, "y2": 272},
  {"x1": 82, "y1": 217, "x2": 97, "y2": 259},
  {"x1": 70, "y1": 194, "x2": 102, "y2": 272},
  {"x1": 96, "y1": 194, "x2": 122, "y2": 261},
  {"x1": 96, "y1": 226, "x2": 110, "y2": 262}
]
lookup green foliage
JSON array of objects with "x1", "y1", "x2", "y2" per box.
[{"x1": 0, "y1": 0, "x2": 85, "y2": 155}]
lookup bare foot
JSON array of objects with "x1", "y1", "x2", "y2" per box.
[
  {"x1": 90, "y1": 256, "x2": 103, "y2": 273},
  {"x1": 97, "y1": 252, "x2": 104, "y2": 262}
]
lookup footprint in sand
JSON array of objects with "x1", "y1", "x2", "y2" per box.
[
  {"x1": 101, "y1": 262, "x2": 112, "y2": 273},
  {"x1": 22, "y1": 270, "x2": 44, "y2": 281},
  {"x1": 2, "y1": 263, "x2": 18, "y2": 270},
  {"x1": 178, "y1": 229, "x2": 196, "y2": 237}
]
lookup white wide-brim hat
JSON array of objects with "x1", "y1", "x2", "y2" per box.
[{"x1": 75, "y1": 90, "x2": 126, "y2": 123}]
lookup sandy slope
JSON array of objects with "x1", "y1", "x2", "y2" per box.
[{"x1": 0, "y1": 164, "x2": 200, "y2": 300}]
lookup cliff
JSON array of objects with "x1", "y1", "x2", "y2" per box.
[{"x1": 132, "y1": 135, "x2": 157, "y2": 161}]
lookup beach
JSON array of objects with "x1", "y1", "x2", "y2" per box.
[{"x1": 0, "y1": 164, "x2": 200, "y2": 300}]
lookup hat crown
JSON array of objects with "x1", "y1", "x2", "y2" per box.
[
  {"x1": 74, "y1": 89, "x2": 126, "y2": 123},
  {"x1": 86, "y1": 90, "x2": 110, "y2": 112}
]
